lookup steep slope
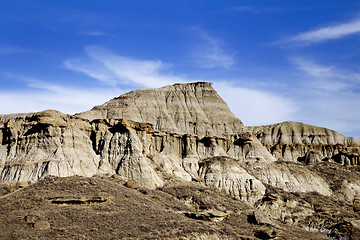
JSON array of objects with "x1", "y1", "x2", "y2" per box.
[
  {"x1": 0, "y1": 110, "x2": 100, "y2": 182},
  {"x1": 0, "y1": 83, "x2": 349, "y2": 204},
  {"x1": 77, "y1": 82, "x2": 244, "y2": 137},
  {"x1": 248, "y1": 121, "x2": 360, "y2": 165},
  {"x1": 0, "y1": 83, "x2": 276, "y2": 203},
  {"x1": 2, "y1": 82, "x2": 360, "y2": 239}
]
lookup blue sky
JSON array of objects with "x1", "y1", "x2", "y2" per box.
[{"x1": 1, "y1": 0, "x2": 360, "y2": 138}]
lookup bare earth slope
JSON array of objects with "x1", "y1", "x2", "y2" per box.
[
  {"x1": 0, "y1": 175, "x2": 331, "y2": 240},
  {"x1": 1, "y1": 82, "x2": 360, "y2": 239}
]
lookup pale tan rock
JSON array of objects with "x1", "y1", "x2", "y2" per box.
[
  {"x1": 199, "y1": 156, "x2": 266, "y2": 204},
  {"x1": 252, "y1": 209, "x2": 277, "y2": 226},
  {"x1": 0, "y1": 82, "x2": 353, "y2": 205},
  {"x1": 340, "y1": 180, "x2": 360, "y2": 203},
  {"x1": 78, "y1": 82, "x2": 245, "y2": 137},
  {"x1": 249, "y1": 121, "x2": 360, "y2": 146},
  {"x1": 124, "y1": 180, "x2": 140, "y2": 189},
  {"x1": 90, "y1": 120, "x2": 164, "y2": 189},
  {"x1": 0, "y1": 110, "x2": 100, "y2": 183},
  {"x1": 350, "y1": 220, "x2": 360, "y2": 229},
  {"x1": 245, "y1": 161, "x2": 332, "y2": 196},
  {"x1": 33, "y1": 220, "x2": 50, "y2": 230},
  {"x1": 256, "y1": 194, "x2": 315, "y2": 226},
  {"x1": 248, "y1": 121, "x2": 360, "y2": 165}
]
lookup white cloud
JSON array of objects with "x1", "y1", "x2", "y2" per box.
[
  {"x1": 293, "y1": 58, "x2": 335, "y2": 78},
  {"x1": 289, "y1": 19, "x2": 360, "y2": 44},
  {"x1": 0, "y1": 80, "x2": 123, "y2": 115},
  {"x1": 214, "y1": 82, "x2": 295, "y2": 126},
  {"x1": 292, "y1": 58, "x2": 359, "y2": 92},
  {"x1": 191, "y1": 30, "x2": 235, "y2": 69},
  {"x1": 289, "y1": 58, "x2": 360, "y2": 137},
  {"x1": 65, "y1": 46, "x2": 185, "y2": 88},
  {"x1": 294, "y1": 89, "x2": 360, "y2": 137},
  {"x1": 65, "y1": 48, "x2": 360, "y2": 137},
  {"x1": 63, "y1": 47, "x2": 295, "y2": 126},
  {"x1": 64, "y1": 59, "x2": 119, "y2": 85}
]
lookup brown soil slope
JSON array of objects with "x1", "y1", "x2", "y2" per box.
[{"x1": 0, "y1": 175, "x2": 329, "y2": 240}]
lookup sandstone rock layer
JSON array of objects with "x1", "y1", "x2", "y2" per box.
[
  {"x1": 0, "y1": 82, "x2": 359, "y2": 208},
  {"x1": 248, "y1": 121, "x2": 360, "y2": 165}
]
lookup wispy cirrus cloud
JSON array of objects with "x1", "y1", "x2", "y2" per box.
[
  {"x1": 292, "y1": 57, "x2": 360, "y2": 91},
  {"x1": 288, "y1": 19, "x2": 360, "y2": 44},
  {"x1": 214, "y1": 81, "x2": 295, "y2": 126},
  {"x1": 190, "y1": 29, "x2": 235, "y2": 69},
  {"x1": 0, "y1": 46, "x2": 295, "y2": 125},
  {"x1": 288, "y1": 57, "x2": 360, "y2": 136},
  {"x1": 0, "y1": 76, "x2": 123, "y2": 114},
  {"x1": 65, "y1": 46, "x2": 185, "y2": 88},
  {"x1": 63, "y1": 47, "x2": 294, "y2": 125}
]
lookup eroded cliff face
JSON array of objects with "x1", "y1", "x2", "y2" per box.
[
  {"x1": 0, "y1": 110, "x2": 100, "y2": 182},
  {"x1": 77, "y1": 82, "x2": 244, "y2": 137},
  {"x1": 0, "y1": 82, "x2": 357, "y2": 208},
  {"x1": 248, "y1": 121, "x2": 360, "y2": 165},
  {"x1": 198, "y1": 156, "x2": 266, "y2": 204},
  {"x1": 0, "y1": 83, "x2": 275, "y2": 201},
  {"x1": 3, "y1": 82, "x2": 360, "y2": 238}
]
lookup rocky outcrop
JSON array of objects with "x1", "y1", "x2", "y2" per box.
[
  {"x1": 245, "y1": 161, "x2": 332, "y2": 196},
  {"x1": 3, "y1": 82, "x2": 360, "y2": 239},
  {"x1": 0, "y1": 108, "x2": 273, "y2": 194},
  {"x1": 198, "y1": 156, "x2": 266, "y2": 204},
  {"x1": 0, "y1": 82, "x2": 358, "y2": 208},
  {"x1": 78, "y1": 82, "x2": 245, "y2": 137},
  {"x1": 0, "y1": 111, "x2": 163, "y2": 188},
  {"x1": 0, "y1": 83, "x2": 276, "y2": 195},
  {"x1": 255, "y1": 193, "x2": 315, "y2": 226},
  {"x1": 248, "y1": 121, "x2": 360, "y2": 165},
  {"x1": 0, "y1": 110, "x2": 100, "y2": 182}
]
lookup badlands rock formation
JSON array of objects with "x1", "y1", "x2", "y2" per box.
[
  {"x1": 248, "y1": 121, "x2": 360, "y2": 165},
  {"x1": 2, "y1": 82, "x2": 358, "y2": 197},
  {"x1": 0, "y1": 82, "x2": 278, "y2": 196},
  {"x1": 78, "y1": 82, "x2": 244, "y2": 136},
  {"x1": 1, "y1": 82, "x2": 360, "y2": 239},
  {"x1": 0, "y1": 110, "x2": 100, "y2": 182}
]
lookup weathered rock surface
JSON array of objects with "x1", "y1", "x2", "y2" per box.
[
  {"x1": 0, "y1": 110, "x2": 100, "y2": 182},
  {"x1": 78, "y1": 82, "x2": 245, "y2": 137},
  {"x1": 1, "y1": 82, "x2": 360, "y2": 239},
  {"x1": 245, "y1": 161, "x2": 332, "y2": 196},
  {"x1": 248, "y1": 121, "x2": 360, "y2": 165},
  {"x1": 0, "y1": 82, "x2": 276, "y2": 194},
  {"x1": 199, "y1": 156, "x2": 266, "y2": 204},
  {"x1": 251, "y1": 209, "x2": 277, "y2": 226}
]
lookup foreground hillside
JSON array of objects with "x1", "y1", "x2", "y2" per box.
[
  {"x1": 1, "y1": 82, "x2": 360, "y2": 239},
  {"x1": 0, "y1": 175, "x2": 336, "y2": 240}
]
